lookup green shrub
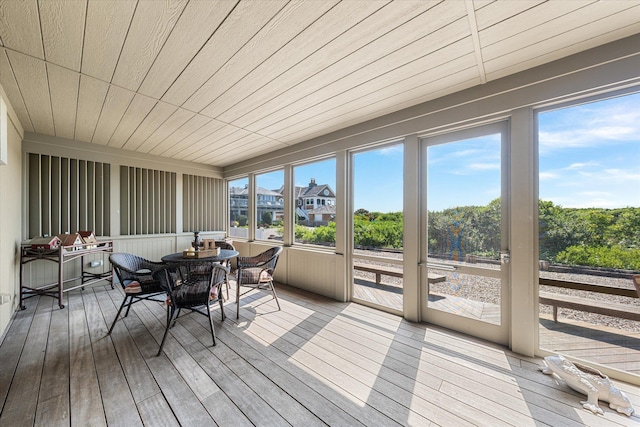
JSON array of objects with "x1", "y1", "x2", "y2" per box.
[
  {"x1": 295, "y1": 222, "x2": 336, "y2": 245},
  {"x1": 353, "y1": 215, "x2": 403, "y2": 249},
  {"x1": 556, "y1": 245, "x2": 640, "y2": 270},
  {"x1": 261, "y1": 212, "x2": 273, "y2": 226}
]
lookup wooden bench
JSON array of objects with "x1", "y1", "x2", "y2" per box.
[
  {"x1": 353, "y1": 262, "x2": 446, "y2": 284},
  {"x1": 539, "y1": 291, "x2": 640, "y2": 322}
]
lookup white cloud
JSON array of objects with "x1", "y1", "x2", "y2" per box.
[
  {"x1": 378, "y1": 145, "x2": 403, "y2": 156},
  {"x1": 539, "y1": 95, "x2": 640, "y2": 153},
  {"x1": 539, "y1": 171, "x2": 559, "y2": 180},
  {"x1": 565, "y1": 161, "x2": 599, "y2": 170},
  {"x1": 601, "y1": 168, "x2": 640, "y2": 181},
  {"x1": 469, "y1": 162, "x2": 500, "y2": 171}
]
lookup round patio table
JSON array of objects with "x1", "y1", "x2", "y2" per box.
[
  {"x1": 161, "y1": 249, "x2": 239, "y2": 265},
  {"x1": 161, "y1": 249, "x2": 239, "y2": 298}
]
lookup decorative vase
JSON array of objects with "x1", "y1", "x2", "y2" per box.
[{"x1": 192, "y1": 231, "x2": 202, "y2": 251}]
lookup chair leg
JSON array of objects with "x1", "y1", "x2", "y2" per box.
[
  {"x1": 207, "y1": 302, "x2": 216, "y2": 346},
  {"x1": 270, "y1": 281, "x2": 281, "y2": 311},
  {"x1": 108, "y1": 295, "x2": 130, "y2": 335},
  {"x1": 124, "y1": 295, "x2": 135, "y2": 318},
  {"x1": 219, "y1": 297, "x2": 226, "y2": 320},
  {"x1": 171, "y1": 308, "x2": 182, "y2": 328},
  {"x1": 236, "y1": 281, "x2": 241, "y2": 319},
  {"x1": 157, "y1": 305, "x2": 175, "y2": 356}
]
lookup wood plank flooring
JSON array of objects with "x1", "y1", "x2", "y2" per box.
[
  {"x1": 540, "y1": 316, "x2": 640, "y2": 376},
  {"x1": 354, "y1": 278, "x2": 502, "y2": 324},
  {"x1": 357, "y1": 278, "x2": 640, "y2": 376},
  {"x1": 2, "y1": 280, "x2": 640, "y2": 426}
]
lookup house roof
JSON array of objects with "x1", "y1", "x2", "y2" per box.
[
  {"x1": 1, "y1": 1, "x2": 638, "y2": 168},
  {"x1": 230, "y1": 186, "x2": 281, "y2": 197},
  {"x1": 295, "y1": 184, "x2": 335, "y2": 199}
]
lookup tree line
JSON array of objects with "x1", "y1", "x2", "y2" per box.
[{"x1": 296, "y1": 200, "x2": 640, "y2": 271}]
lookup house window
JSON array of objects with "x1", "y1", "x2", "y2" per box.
[
  {"x1": 228, "y1": 177, "x2": 248, "y2": 239},
  {"x1": 255, "y1": 170, "x2": 284, "y2": 241},
  {"x1": 293, "y1": 158, "x2": 336, "y2": 247}
]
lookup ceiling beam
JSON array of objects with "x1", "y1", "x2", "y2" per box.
[{"x1": 465, "y1": 0, "x2": 486, "y2": 84}]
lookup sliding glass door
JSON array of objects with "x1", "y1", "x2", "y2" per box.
[{"x1": 421, "y1": 123, "x2": 509, "y2": 343}]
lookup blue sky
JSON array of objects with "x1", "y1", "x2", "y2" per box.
[
  {"x1": 538, "y1": 92, "x2": 640, "y2": 209},
  {"x1": 353, "y1": 145, "x2": 403, "y2": 212},
  {"x1": 427, "y1": 135, "x2": 501, "y2": 212},
  {"x1": 232, "y1": 92, "x2": 640, "y2": 212}
]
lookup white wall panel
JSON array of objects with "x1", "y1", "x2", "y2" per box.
[
  {"x1": 0, "y1": 103, "x2": 24, "y2": 336},
  {"x1": 286, "y1": 248, "x2": 342, "y2": 300}
]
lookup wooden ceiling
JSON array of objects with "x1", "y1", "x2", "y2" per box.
[{"x1": 0, "y1": 0, "x2": 639, "y2": 168}]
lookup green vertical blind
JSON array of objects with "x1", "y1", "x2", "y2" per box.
[
  {"x1": 182, "y1": 174, "x2": 224, "y2": 232},
  {"x1": 28, "y1": 153, "x2": 110, "y2": 238},
  {"x1": 119, "y1": 166, "x2": 176, "y2": 235}
]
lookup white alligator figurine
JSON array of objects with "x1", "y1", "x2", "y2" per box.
[{"x1": 541, "y1": 354, "x2": 634, "y2": 416}]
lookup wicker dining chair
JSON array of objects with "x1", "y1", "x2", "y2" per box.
[
  {"x1": 153, "y1": 263, "x2": 228, "y2": 356},
  {"x1": 235, "y1": 246, "x2": 283, "y2": 319},
  {"x1": 108, "y1": 253, "x2": 165, "y2": 335}
]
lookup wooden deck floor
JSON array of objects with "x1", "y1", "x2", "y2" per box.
[
  {"x1": 2, "y1": 281, "x2": 640, "y2": 426},
  {"x1": 356, "y1": 278, "x2": 640, "y2": 377},
  {"x1": 540, "y1": 316, "x2": 640, "y2": 376},
  {"x1": 354, "y1": 279, "x2": 501, "y2": 324}
]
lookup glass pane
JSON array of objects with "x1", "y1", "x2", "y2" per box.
[
  {"x1": 293, "y1": 158, "x2": 336, "y2": 247},
  {"x1": 426, "y1": 134, "x2": 502, "y2": 325},
  {"x1": 352, "y1": 144, "x2": 403, "y2": 311},
  {"x1": 255, "y1": 170, "x2": 284, "y2": 241},
  {"x1": 538, "y1": 93, "x2": 640, "y2": 376},
  {"x1": 228, "y1": 177, "x2": 248, "y2": 239},
  {"x1": 428, "y1": 270, "x2": 501, "y2": 324}
]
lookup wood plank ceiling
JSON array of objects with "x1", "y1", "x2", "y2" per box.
[{"x1": 0, "y1": 0, "x2": 639, "y2": 168}]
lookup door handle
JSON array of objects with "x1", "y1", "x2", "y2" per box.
[{"x1": 500, "y1": 251, "x2": 510, "y2": 264}]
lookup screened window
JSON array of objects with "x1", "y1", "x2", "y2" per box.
[
  {"x1": 537, "y1": 92, "x2": 640, "y2": 376},
  {"x1": 293, "y1": 158, "x2": 336, "y2": 247},
  {"x1": 255, "y1": 170, "x2": 284, "y2": 241},
  {"x1": 228, "y1": 177, "x2": 249, "y2": 239}
]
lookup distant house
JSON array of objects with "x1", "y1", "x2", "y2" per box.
[
  {"x1": 229, "y1": 185, "x2": 284, "y2": 224},
  {"x1": 231, "y1": 179, "x2": 335, "y2": 225},
  {"x1": 294, "y1": 179, "x2": 336, "y2": 222}
]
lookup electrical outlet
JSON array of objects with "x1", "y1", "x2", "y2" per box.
[
  {"x1": 0, "y1": 294, "x2": 11, "y2": 305},
  {"x1": 90, "y1": 260, "x2": 103, "y2": 268}
]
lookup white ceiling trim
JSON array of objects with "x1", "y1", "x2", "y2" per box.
[{"x1": 465, "y1": 0, "x2": 486, "y2": 84}]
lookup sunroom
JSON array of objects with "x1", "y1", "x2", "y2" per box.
[{"x1": 1, "y1": 1, "x2": 640, "y2": 425}]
